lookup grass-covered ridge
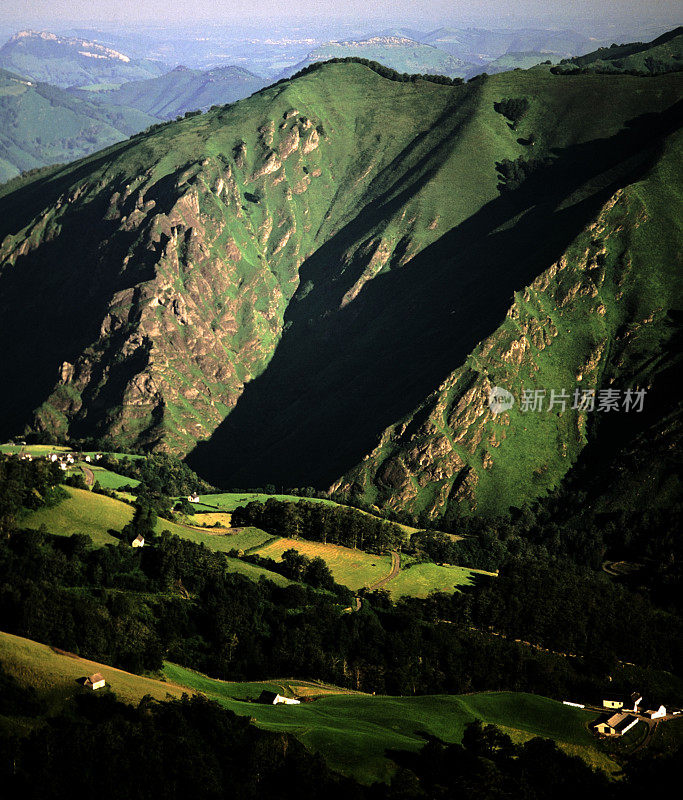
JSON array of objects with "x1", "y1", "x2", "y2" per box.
[
  {"x1": 0, "y1": 47, "x2": 681, "y2": 518},
  {"x1": 0, "y1": 630, "x2": 616, "y2": 784}
]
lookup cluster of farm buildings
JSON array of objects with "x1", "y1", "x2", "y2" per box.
[
  {"x1": 564, "y1": 691, "x2": 679, "y2": 737},
  {"x1": 12, "y1": 449, "x2": 104, "y2": 471}
]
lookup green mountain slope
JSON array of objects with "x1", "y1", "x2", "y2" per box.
[
  {"x1": 280, "y1": 36, "x2": 474, "y2": 79},
  {"x1": 0, "y1": 30, "x2": 165, "y2": 88},
  {"x1": 0, "y1": 68, "x2": 158, "y2": 182},
  {"x1": 335, "y1": 127, "x2": 683, "y2": 516},
  {"x1": 76, "y1": 65, "x2": 266, "y2": 120},
  {"x1": 0, "y1": 43, "x2": 680, "y2": 517},
  {"x1": 569, "y1": 26, "x2": 683, "y2": 72}
]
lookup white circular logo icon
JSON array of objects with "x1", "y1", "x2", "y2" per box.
[{"x1": 488, "y1": 386, "x2": 515, "y2": 414}]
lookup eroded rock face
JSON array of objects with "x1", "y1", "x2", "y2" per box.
[
  {"x1": 333, "y1": 184, "x2": 677, "y2": 518},
  {"x1": 0, "y1": 103, "x2": 340, "y2": 453}
]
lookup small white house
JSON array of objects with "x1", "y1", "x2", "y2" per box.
[
  {"x1": 85, "y1": 455, "x2": 91, "y2": 463},
  {"x1": 258, "y1": 690, "x2": 300, "y2": 705},
  {"x1": 188, "y1": 493, "x2": 200, "y2": 503},
  {"x1": 84, "y1": 672, "x2": 106, "y2": 690},
  {"x1": 643, "y1": 705, "x2": 666, "y2": 720},
  {"x1": 132, "y1": 534, "x2": 145, "y2": 548}
]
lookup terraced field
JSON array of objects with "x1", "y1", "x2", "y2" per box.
[
  {"x1": 17, "y1": 484, "x2": 481, "y2": 596},
  {"x1": 18, "y1": 488, "x2": 291, "y2": 586}
]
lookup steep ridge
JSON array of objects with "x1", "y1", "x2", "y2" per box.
[
  {"x1": 0, "y1": 63, "x2": 472, "y2": 452},
  {"x1": 0, "y1": 57, "x2": 680, "y2": 518},
  {"x1": 335, "y1": 126, "x2": 683, "y2": 516},
  {"x1": 188, "y1": 68, "x2": 682, "y2": 500}
]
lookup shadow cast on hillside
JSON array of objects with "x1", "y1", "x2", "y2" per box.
[
  {"x1": 0, "y1": 145, "x2": 179, "y2": 440},
  {"x1": 188, "y1": 102, "x2": 682, "y2": 489}
]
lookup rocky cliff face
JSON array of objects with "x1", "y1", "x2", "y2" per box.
[
  {"x1": 0, "y1": 65, "x2": 476, "y2": 454},
  {"x1": 0, "y1": 108, "x2": 334, "y2": 452},
  {"x1": 334, "y1": 134, "x2": 683, "y2": 517},
  {"x1": 0, "y1": 61, "x2": 680, "y2": 518}
]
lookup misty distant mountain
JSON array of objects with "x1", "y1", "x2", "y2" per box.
[
  {"x1": 279, "y1": 36, "x2": 475, "y2": 80},
  {"x1": 0, "y1": 30, "x2": 166, "y2": 88},
  {"x1": 418, "y1": 27, "x2": 595, "y2": 64},
  {"x1": 72, "y1": 65, "x2": 266, "y2": 120}
]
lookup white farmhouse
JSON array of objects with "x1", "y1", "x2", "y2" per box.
[
  {"x1": 84, "y1": 672, "x2": 106, "y2": 690},
  {"x1": 258, "y1": 690, "x2": 301, "y2": 705}
]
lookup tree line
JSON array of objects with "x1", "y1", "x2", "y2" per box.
[
  {"x1": 269, "y1": 57, "x2": 466, "y2": 90},
  {"x1": 231, "y1": 498, "x2": 408, "y2": 553}
]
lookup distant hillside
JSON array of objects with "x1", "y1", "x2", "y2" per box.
[
  {"x1": 0, "y1": 68, "x2": 157, "y2": 182},
  {"x1": 0, "y1": 30, "x2": 166, "y2": 88},
  {"x1": 484, "y1": 51, "x2": 560, "y2": 74},
  {"x1": 564, "y1": 25, "x2": 683, "y2": 73},
  {"x1": 76, "y1": 65, "x2": 266, "y2": 120},
  {"x1": 280, "y1": 36, "x2": 474, "y2": 80},
  {"x1": 418, "y1": 27, "x2": 593, "y2": 64}
]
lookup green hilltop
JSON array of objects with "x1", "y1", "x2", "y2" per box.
[{"x1": 0, "y1": 31, "x2": 680, "y2": 519}]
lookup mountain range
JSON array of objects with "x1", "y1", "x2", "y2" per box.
[
  {"x1": 73, "y1": 64, "x2": 266, "y2": 120},
  {"x1": 0, "y1": 31, "x2": 680, "y2": 521},
  {"x1": 0, "y1": 30, "x2": 166, "y2": 88},
  {"x1": 0, "y1": 30, "x2": 268, "y2": 182}
]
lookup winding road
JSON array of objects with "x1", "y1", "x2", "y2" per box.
[{"x1": 367, "y1": 550, "x2": 401, "y2": 590}]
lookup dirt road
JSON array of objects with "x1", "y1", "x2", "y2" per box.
[{"x1": 367, "y1": 551, "x2": 401, "y2": 590}]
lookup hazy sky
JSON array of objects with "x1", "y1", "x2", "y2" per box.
[{"x1": 1, "y1": 0, "x2": 680, "y2": 26}]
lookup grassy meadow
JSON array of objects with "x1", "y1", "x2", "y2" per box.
[
  {"x1": 16, "y1": 479, "x2": 485, "y2": 596},
  {"x1": 387, "y1": 561, "x2": 494, "y2": 599},
  {"x1": 0, "y1": 631, "x2": 617, "y2": 784}
]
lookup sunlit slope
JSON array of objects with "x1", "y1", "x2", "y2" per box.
[
  {"x1": 189, "y1": 67, "x2": 682, "y2": 503},
  {"x1": 336, "y1": 121, "x2": 682, "y2": 517},
  {"x1": 0, "y1": 630, "x2": 612, "y2": 785}
]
